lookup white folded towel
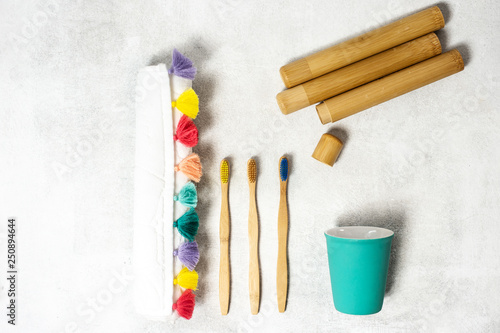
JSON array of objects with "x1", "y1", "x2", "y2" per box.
[{"x1": 133, "y1": 64, "x2": 175, "y2": 320}]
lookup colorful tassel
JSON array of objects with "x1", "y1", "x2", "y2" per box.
[
  {"x1": 174, "y1": 267, "x2": 199, "y2": 290},
  {"x1": 172, "y1": 289, "x2": 196, "y2": 319},
  {"x1": 174, "y1": 181, "x2": 197, "y2": 208},
  {"x1": 171, "y1": 88, "x2": 199, "y2": 119},
  {"x1": 168, "y1": 49, "x2": 197, "y2": 80},
  {"x1": 174, "y1": 241, "x2": 200, "y2": 271},
  {"x1": 173, "y1": 208, "x2": 199, "y2": 241},
  {"x1": 174, "y1": 153, "x2": 202, "y2": 183},
  {"x1": 174, "y1": 115, "x2": 198, "y2": 147}
]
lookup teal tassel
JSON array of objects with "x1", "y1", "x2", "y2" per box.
[
  {"x1": 174, "y1": 182, "x2": 197, "y2": 208},
  {"x1": 173, "y1": 208, "x2": 199, "y2": 241}
]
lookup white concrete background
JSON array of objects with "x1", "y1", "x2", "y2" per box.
[{"x1": 1, "y1": 0, "x2": 499, "y2": 332}]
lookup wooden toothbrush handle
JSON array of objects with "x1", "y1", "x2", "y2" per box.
[
  {"x1": 248, "y1": 185, "x2": 260, "y2": 315},
  {"x1": 219, "y1": 184, "x2": 230, "y2": 315},
  {"x1": 277, "y1": 181, "x2": 288, "y2": 312}
]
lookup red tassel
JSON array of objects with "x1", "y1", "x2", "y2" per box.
[
  {"x1": 174, "y1": 115, "x2": 198, "y2": 147},
  {"x1": 174, "y1": 153, "x2": 202, "y2": 182},
  {"x1": 172, "y1": 289, "x2": 195, "y2": 319}
]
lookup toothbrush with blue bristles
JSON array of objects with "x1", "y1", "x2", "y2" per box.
[{"x1": 277, "y1": 156, "x2": 289, "y2": 312}]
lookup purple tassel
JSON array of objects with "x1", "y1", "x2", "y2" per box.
[
  {"x1": 168, "y1": 49, "x2": 197, "y2": 80},
  {"x1": 173, "y1": 241, "x2": 199, "y2": 271}
]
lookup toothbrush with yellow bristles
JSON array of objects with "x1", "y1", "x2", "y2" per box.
[
  {"x1": 247, "y1": 158, "x2": 260, "y2": 315},
  {"x1": 219, "y1": 159, "x2": 230, "y2": 315},
  {"x1": 277, "y1": 156, "x2": 289, "y2": 312}
]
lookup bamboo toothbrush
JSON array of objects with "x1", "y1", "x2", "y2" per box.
[
  {"x1": 247, "y1": 158, "x2": 260, "y2": 315},
  {"x1": 277, "y1": 156, "x2": 289, "y2": 312},
  {"x1": 219, "y1": 159, "x2": 230, "y2": 315}
]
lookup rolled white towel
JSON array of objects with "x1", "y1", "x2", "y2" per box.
[{"x1": 132, "y1": 64, "x2": 174, "y2": 321}]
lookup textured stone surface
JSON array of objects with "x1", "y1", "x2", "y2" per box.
[{"x1": 1, "y1": 0, "x2": 499, "y2": 332}]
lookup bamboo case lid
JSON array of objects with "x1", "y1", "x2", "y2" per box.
[{"x1": 312, "y1": 134, "x2": 343, "y2": 166}]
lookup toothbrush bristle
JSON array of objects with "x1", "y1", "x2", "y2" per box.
[
  {"x1": 220, "y1": 159, "x2": 229, "y2": 184},
  {"x1": 247, "y1": 159, "x2": 256, "y2": 183},
  {"x1": 280, "y1": 157, "x2": 288, "y2": 181}
]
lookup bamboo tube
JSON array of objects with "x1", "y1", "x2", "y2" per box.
[
  {"x1": 277, "y1": 33, "x2": 441, "y2": 115},
  {"x1": 316, "y1": 50, "x2": 464, "y2": 124},
  {"x1": 280, "y1": 6, "x2": 445, "y2": 88}
]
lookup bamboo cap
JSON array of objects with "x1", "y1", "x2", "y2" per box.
[
  {"x1": 312, "y1": 134, "x2": 343, "y2": 166},
  {"x1": 276, "y1": 85, "x2": 310, "y2": 115},
  {"x1": 316, "y1": 102, "x2": 332, "y2": 124}
]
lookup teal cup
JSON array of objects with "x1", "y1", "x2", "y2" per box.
[{"x1": 325, "y1": 226, "x2": 394, "y2": 315}]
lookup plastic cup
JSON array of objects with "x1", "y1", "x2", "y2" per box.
[{"x1": 325, "y1": 226, "x2": 394, "y2": 315}]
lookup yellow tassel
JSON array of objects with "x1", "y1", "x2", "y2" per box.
[
  {"x1": 173, "y1": 267, "x2": 198, "y2": 290},
  {"x1": 172, "y1": 88, "x2": 199, "y2": 119}
]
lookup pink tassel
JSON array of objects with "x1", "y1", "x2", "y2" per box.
[
  {"x1": 172, "y1": 289, "x2": 195, "y2": 320},
  {"x1": 174, "y1": 115, "x2": 198, "y2": 147},
  {"x1": 175, "y1": 153, "x2": 202, "y2": 182}
]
